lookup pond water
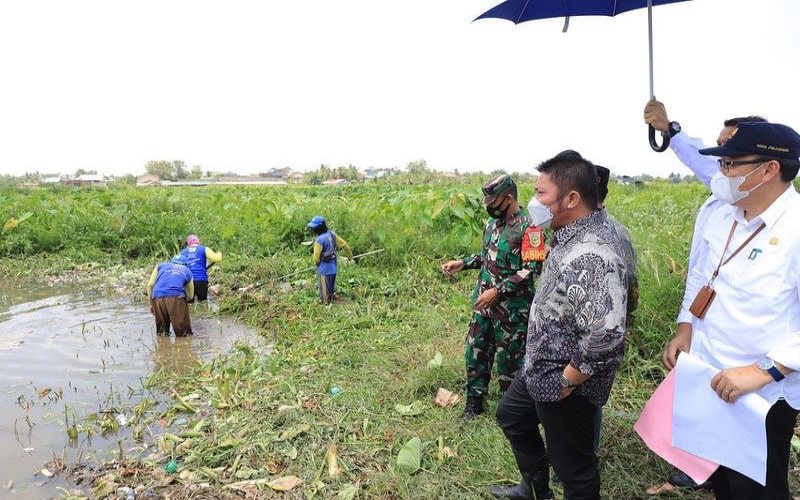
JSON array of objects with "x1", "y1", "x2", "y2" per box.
[{"x1": 0, "y1": 283, "x2": 263, "y2": 499}]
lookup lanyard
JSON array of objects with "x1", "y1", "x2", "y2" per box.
[{"x1": 709, "y1": 220, "x2": 766, "y2": 285}]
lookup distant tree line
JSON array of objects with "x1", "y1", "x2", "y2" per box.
[{"x1": 144, "y1": 160, "x2": 204, "y2": 180}]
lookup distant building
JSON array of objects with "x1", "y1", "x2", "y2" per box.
[
  {"x1": 42, "y1": 176, "x2": 62, "y2": 184},
  {"x1": 322, "y1": 178, "x2": 350, "y2": 186},
  {"x1": 217, "y1": 175, "x2": 287, "y2": 186},
  {"x1": 162, "y1": 180, "x2": 212, "y2": 187},
  {"x1": 360, "y1": 167, "x2": 388, "y2": 180},
  {"x1": 618, "y1": 175, "x2": 635, "y2": 185},
  {"x1": 262, "y1": 167, "x2": 302, "y2": 180},
  {"x1": 62, "y1": 174, "x2": 106, "y2": 187},
  {"x1": 136, "y1": 174, "x2": 162, "y2": 186}
]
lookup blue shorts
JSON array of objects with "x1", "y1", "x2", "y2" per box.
[{"x1": 318, "y1": 273, "x2": 336, "y2": 304}]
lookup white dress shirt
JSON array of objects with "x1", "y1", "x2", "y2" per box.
[
  {"x1": 683, "y1": 185, "x2": 800, "y2": 409},
  {"x1": 670, "y1": 131, "x2": 718, "y2": 187},
  {"x1": 670, "y1": 131, "x2": 725, "y2": 324}
]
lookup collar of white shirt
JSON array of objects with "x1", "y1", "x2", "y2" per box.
[{"x1": 733, "y1": 185, "x2": 797, "y2": 228}]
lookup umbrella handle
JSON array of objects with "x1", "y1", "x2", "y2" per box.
[{"x1": 649, "y1": 124, "x2": 669, "y2": 153}]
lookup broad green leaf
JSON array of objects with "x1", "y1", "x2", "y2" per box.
[
  {"x1": 427, "y1": 351, "x2": 443, "y2": 368},
  {"x1": 394, "y1": 401, "x2": 425, "y2": 417},
  {"x1": 429, "y1": 200, "x2": 446, "y2": 219},
  {"x1": 3, "y1": 218, "x2": 19, "y2": 232},
  {"x1": 459, "y1": 228, "x2": 473, "y2": 246},
  {"x1": 279, "y1": 422, "x2": 311, "y2": 441},
  {"x1": 396, "y1": 437, "x2": 422, "y2": 474},
  {"x1": 336, "y1": 483, "x2": 358, "y2": 500}
]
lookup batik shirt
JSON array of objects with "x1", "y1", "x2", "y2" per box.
[{"x1": 523, "y1": 209, "x2": 628, "y2": 407}]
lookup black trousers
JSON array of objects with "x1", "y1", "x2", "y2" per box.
[
  {"x1": 709, "y1": 399, "x2": 798, "y2": 500},
  {"x1": 497, "y1": 375, "x2": 600, "y2": 500},
  {"x1": 192, "y1": 280, "x2": 209, "y2": 302}
]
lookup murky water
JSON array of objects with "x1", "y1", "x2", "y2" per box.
[{"x1": 0, "y1": 283, "x2": 263, "y2": 499}]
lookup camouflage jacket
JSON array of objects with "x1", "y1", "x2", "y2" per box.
[
  {"x1": 607, "y1": 213, "x2": 639, "y2": 323},
  {"x1": 462, "y1": 208, "x2": 541, "y2": 307}
]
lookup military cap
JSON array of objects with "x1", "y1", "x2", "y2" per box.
[{"x1": 482, "y1": 174, "x2": 516, "y2": 204}]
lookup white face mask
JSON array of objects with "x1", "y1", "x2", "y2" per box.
[
  {"x1": 527, "y1": 196, "x2": 557, "y2": 228},
  {"x1": 710, "y1": 164, "x2": 766, "y2": 205}
]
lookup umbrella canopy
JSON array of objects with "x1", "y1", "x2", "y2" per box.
[
  {"x1": 476, "y1": 0, "x2": 689, "y2": 24},
  {"x1": 475, "y1": 0, "x2": 691, "y2": 152}
]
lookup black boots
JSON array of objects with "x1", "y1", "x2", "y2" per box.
[
  {"x1": 462, "y1": 395, "x2": 485, "y2": 420},
  {"x1": 489, "y1": 450, "x2": 554, "y2": 500}
]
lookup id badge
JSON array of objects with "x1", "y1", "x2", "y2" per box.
[
  {"x1": 521, "y1": 226, "x2": 547, "y2": 263},
  {"x1": 689, "y1": 285, "x2": 716, "y2": 319}
]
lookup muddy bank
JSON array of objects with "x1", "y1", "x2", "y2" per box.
[{"x1": 0, "y1": 283, "x2": 264, "y2": 499}]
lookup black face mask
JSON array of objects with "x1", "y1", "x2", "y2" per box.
[{"x1": 486, "y1": 197, "x2": 509, "y2": 219}]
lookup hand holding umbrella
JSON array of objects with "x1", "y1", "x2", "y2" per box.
[{"x1": 475, "y1": 0, "x2": 690, "y2": 153}]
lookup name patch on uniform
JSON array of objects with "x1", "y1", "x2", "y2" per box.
[{"x1": 521, "y1": 226, "x2": 547, "y2": 262}]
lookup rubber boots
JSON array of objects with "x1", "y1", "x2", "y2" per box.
[
  {"x1": 488, "y1": 450, "x2": 553, "y2": 500},
  {"x1": 462, "y1": 395, "x2": 485, "y2": 421}
]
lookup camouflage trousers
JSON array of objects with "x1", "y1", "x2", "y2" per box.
[{"x1": 464, "y1": 307, "x2": 528, "y2": 398}]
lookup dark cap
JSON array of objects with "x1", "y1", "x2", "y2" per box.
[
  {"x1": 482, "y1": 174, "x2": 516, "y2": 204},
  {"x1": 699, "y1": 122, "x2": 800, "y2": 159},
  {"x1": 595, "y1": 165, "x2": 610, "y2": 203}
]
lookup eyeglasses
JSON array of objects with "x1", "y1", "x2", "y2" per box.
[{"x1": 717, "y1": 158, "x2": 774, "y2": 174}]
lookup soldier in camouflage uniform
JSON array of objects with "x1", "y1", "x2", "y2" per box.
[{"x1": 442, "y1": 175, "x2": 544, "y2": 420}]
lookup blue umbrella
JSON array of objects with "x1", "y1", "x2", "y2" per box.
[{"x1": 476, "y1": 0, "x2": 691, "y2": 152}]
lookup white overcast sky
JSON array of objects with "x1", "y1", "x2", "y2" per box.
[{"x1": 1, "y1": 0, "x2": 798, "y2": 177}]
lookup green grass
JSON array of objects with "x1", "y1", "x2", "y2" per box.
[{"x1": 2, "y1": 181, "x2": 795, "y2": 498}]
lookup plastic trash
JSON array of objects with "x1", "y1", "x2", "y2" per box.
[
  {"x1": 165, "y1": 460, "x2": 178, "y2": 474},
  {"x1": 115, "y1": 414, "x2": 128, "y2": 426},
  {"x1": 117, "y1": 486, "x2": 135, "y2": 499},
  {"x1": 330, "y1": 386, "x2": 342, "y2": 397}
]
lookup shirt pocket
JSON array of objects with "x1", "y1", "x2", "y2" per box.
[{"x1": 727, "y1": 244, "x2": 790, "y2": 298}]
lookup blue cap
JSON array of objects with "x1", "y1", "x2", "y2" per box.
[
  {"x1": 699, "y1": 122, "x2": 800, "y2": 159},
  {"x1": 307, "y1": 215, "x2": 326, "y2": 229},
  {"x1": 171, "y1": 254, "x2": 189, "y2": 266}
]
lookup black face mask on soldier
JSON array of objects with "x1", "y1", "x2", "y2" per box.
[{"x1": 486, "y1": 196, "x2": 509, "y2": 219}]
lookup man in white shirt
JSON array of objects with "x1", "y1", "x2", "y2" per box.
[
  {"x1": 645, "y1": 100, "x2": 768, "y2": 282},
  {"x1": 661, "y1": 121, "x2": 800, "y2": 499},
  {"x1": 644, "y1": 100, "x2": 767, "y2": 492}
]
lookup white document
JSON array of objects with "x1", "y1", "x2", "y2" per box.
[{"x1": 672, "y1": 352, "x2": 771, "y2": 485}]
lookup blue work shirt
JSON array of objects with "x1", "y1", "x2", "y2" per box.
[{"x1": 152, "y1": 262, "x2": 194, "y2": 299}]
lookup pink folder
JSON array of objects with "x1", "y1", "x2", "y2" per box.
[{"x1": 634, "y1": 369, "x2": 719, "y2": 485}]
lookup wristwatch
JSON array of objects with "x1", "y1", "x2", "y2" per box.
[
  {"x1": 560, "y1": 373, "x2": 576, "y2": 388},
  {"x1": 666, "y1": 121, "x2": 682, "y2": 138},
  {"x1": 756, "y1": 356, "x2": 785, "y2": 382}
]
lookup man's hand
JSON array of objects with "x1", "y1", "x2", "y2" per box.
[
  {"x1": 711, "y1": 364, "x2": 773, "y2": 403},
  {"x1": 441, "y1": 260, "x2": 464, "y2": 277},
  {"x1": 474, "y1": 287, "x2": 499, "y2": 310},
  {"x1": 559, "y1": 386, "x2": 576, "y2": 400},
  {"x1": 560, "y1": 365, "x2": 589, "y2": 400},
  {"x1": 644, "y1": 99, "x2": 670, "y2": 133},
  {"x1": 662, "y1": 322, "x2": 692, "y2": 370}
]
